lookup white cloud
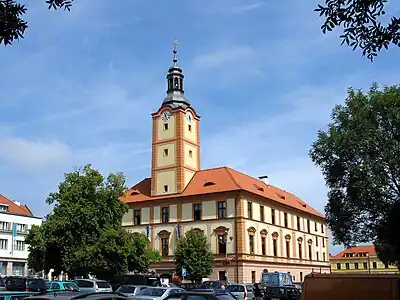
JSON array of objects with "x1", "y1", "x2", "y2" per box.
[
  {"x1": 227, "y1": 3, "x2": 266, "y2": 14},
  {"x1": 0, "y1": 138, "x2": 72, "y2": 168}
]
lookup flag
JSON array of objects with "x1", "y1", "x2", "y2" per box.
[
  {"x1": 176, "y1": 223, "x2": 181, "y2": 239},
  {"x1": 146, "y1": 225, "x2": 151, "y2": 241},
  {"x1": 12, "y1": 223, "x2": 17, "y2": 237}
]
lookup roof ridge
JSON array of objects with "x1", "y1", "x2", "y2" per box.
[
  {"x1": 224, "y1": 167, "x2": 242, "y2": 189},
  {"x1": 180, "y1": 170, "x2": 201, "y2": 193}
]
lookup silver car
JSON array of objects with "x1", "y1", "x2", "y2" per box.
[
  {"x1": 226, "y1": 284, "x2": 254, "y2": 300},
  {"x1": 73, "y1": 279, "x2": 113, "y2": 293},
  {"x1": 116, "y1": 285, "x2": 148, "y2": 297},
  {"x1": 132, "y1": 286, "x2": 186, "y2": 300}
]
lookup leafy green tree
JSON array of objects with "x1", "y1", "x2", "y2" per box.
[
  {"x1": 26, "y1": 164, "x2": 159, "y2": 278},
  {"x1": 25, "y1": 225, "x2": 46, "y2": 273},
  {"x1": 309, "y1": 83, "x2": 400, "y2": 268},
  {"x1": 174, "y1": 229, "x2": 214, "y2": 282},
  {"x1": 315, "y1": 0, "x2": 400, "y2": 61}
]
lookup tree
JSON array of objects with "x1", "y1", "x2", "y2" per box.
[
  {"x1": 25, "y1": 225, "x2": 46, "y2": 273},
  {"x1": 315, "y1": 0, "x2": 400, "y2": 61},
  {"x1": 0, "y1": 0, "x2": 73, "y2": 45},
  {"x1": 174, "y1": 229, "x2": 214, "y2": 282},
  {"x1": 26, "y1": 164, "x2": 160, "y2": 278},
  {"x1": 309, "y1": 83, "x2": 400, "y2": 267}
]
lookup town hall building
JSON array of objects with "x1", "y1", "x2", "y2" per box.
[{"x1": 120, "y1": 43, "x2": 330, "y2": 283}]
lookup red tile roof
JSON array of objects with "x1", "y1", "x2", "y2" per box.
[
  {"x1": 331, "y1": 245, "x2": 376, "y2": 260},
  {"x1": 0, "y1": 194, "x2": 34, "y2": 216},
  {"x1": 120, "y1": 166, "x2": 324, "y2": 218}
]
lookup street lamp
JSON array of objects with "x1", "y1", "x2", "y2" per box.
[{"x1": 218, "y1": 232, "x2": 233, "y2": 281}]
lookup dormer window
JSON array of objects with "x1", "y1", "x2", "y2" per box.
[
  {"x1": 203, "y1": 181, "x2": 215, "y2": 187},
  {"x1": 0, "y1": 205, "x2": 8, "y2": 212},
  {"x1": 130, "y1": 191, "x2": 140, "y2": 196},
  {"x1": 253, "y1": 184, "x2": 264, "y2": 192}
]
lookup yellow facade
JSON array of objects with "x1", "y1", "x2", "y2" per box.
[
  {"x1": 330, "y1": 255, "x2": 399, "y2": 274},
  {"x1": 157, "y1": 115, "x2": 176, "y2": 140}
]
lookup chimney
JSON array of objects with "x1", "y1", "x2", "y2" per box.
[
  {"x1": 258, "y1": 175, "x2": 269, "y2": 185},
  {"x1": 13, "y1": 200, "x2": 21, "y2": 206}
]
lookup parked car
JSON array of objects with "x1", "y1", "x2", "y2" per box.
[
  {"x1": 180, "y1": 290, "x2": 236, "y2": 300},
  {"x1": 48, "y1": 281, "x2": 80, "y2": 292},
  {"x1": 115, "y1": 285, "x2": 148, "y2": 297},
  {"x1": 26, "y1": 291, "x2": 126, "y2": 300},
  {"x1": 5, "y1": 277, "x2": 47, "y2": 292},
  {"x1": 73, "y1": 280, "x2": 112, "y2": 293},
  {"x1": 0, "y1": 278, "x2": 6, "y2": 291},
  {"x1": 225, "y1": 284, "x2": 254, "y2": 300},
  {"x1": 132, "y1": 287, "x2": 185, "y2": 300},
  {"x1": 263, "y1": 286, "x2": 301, "y2": 300}
]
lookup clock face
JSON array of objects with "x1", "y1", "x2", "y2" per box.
[
  {"x1": 161, "y1": 110, "x2": 171, "y2": 124},
  {"x1": 186, "y1": 112, "x2": 193, "y2": 125}
]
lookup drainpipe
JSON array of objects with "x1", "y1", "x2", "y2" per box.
[{"x1": 234, "y1": 191, "x2": 240, "y2": 283}]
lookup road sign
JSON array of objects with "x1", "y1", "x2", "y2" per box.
[{"x1": 182, "y1": 268, "x2": 187, "y2": 277}]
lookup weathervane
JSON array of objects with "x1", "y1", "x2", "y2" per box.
[{"x1": 172, "y1": 39, "x2": 180, "y2": 64}]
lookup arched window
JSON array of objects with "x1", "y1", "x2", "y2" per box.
[
  {"x1": 272, "y1": 232, "x2": 279, "y2": 257},
  {"x1": 285, "y1": 235, "x2": 291, "y2": 258}
]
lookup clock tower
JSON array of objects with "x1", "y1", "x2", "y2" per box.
[{"x1": 150, "y1": 42, "x2": 200, "y2": 196}]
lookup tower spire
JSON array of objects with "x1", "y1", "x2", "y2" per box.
[
  {"x1": 162, "y1": 39, "x2": 191, "y2": 108},
  {"x1": 172, "y1": 39, "x2": 180, "y2": 66}
]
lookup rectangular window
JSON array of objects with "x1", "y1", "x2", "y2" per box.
[
  {"x1": 188, "y1": 124, "x2": 192, "y2": 132},
  {"x1": 307, "y1": 220, "x2": 311, "y2": 233},
  {"x1": 261, "y1": 237, "x2": 266, "y2": 255},
  {"x1": 164, "y1": 123, "x2": 168, "y2": 130},
  {"x1": 298, "y1": 244, "x2": 302, "y2": 259},
  {"x1": 273, "y1": 239, "x2": 278, "y2": 257},
  {"x1": 286, "y1": 240, "x2": 290, "y2": 258},
  {"x1": 363, "y1": 262, "x2": 368, "y2": 269},
  {"x1": 384, "y1": 263, "x2": 389, "y2": 268},
  {"x1": 345, "y1": 263, "x2": 350, "y2": 269},
  {"x1": 322, "y1": 238, "x2": 325, "y2": 248},
  {"x1": 133, "y1": 209, "x2": 141, "y2": 225},
  {"x1": 284, "y1": 213, "x2": 288, "y2": 228},
  {"x1": 249, "y1": 235, "x2": 254, "y2": 254},
  {"x1": 316, "y1": 237, "x2": 319, "y2": 247},
  {"x1": 314, "y1": 221, "x2": 318, "y2": 231},
  {"x1": 337, "y1": 263, "x2": 341, "y2": 270},
  {"x1": 193, "y1": 203, "x2": 202, "y2": 221},
  {"x1": 354, "y1": 262, "x2": 359, "y2": 269},
  {"x1": 189, "y1": 150, "x2": 193, "y2": 158},
  {"x1": 316, "y1": 251, "x2": 319, "y2": 261},
  {"x1": 260, "y1": 206, "x2": 264, "y2": 222},
  {"x1": 16, "y1": 224, "x2": 27, "y2": 232},
  {"x1": 271, "y1": 209, "x2": 276, "y2": 225},
  {"x1": 321, "y1": 224, "x2": 324, "y2": 233},
  {"x1": 308, "y1": 245, "x2": 312, "y2": 260},
  {"x1": 218, "y1": 235, "x2": 227, "y2": 254},
  {"x1": 218, "y1": 201, "x2": 227, "y2": 219},
  {"x1": 161, "y1": 238, "x2": 169, "y2": 256},
  {"x1": 161, "y1": 207, "x2": 169, "y2": 223},
  {"x1": 373, "y1": 262, "x2": 377, "y2": 269},
  {"x1": 248, "y1": 202, "x2": 253, "y2": 219},
  {"x1": 164, "y1": 185, "x2": 168, "y2": 193},
  {"x1": 14, "y1": 241, "x2": 25, "y2": 251},
  {"x1": 297, "y1": 216, "x2": 300, "y2": 231},
  {"x1": 163, "y1": 148, "x2": 169, "y2": 156},
  {"x1": 251, "y1": 271, "x2": 256, "y2": 283},
  {"x1": 323, "y1": 252, "x2": 326, "y2": 261},
  {"x1": 0, "y1": 222, "x2": 10, "y2": 231},
  {"x1": 0, "y1": 239, "x2": 7, "y2": 250}
]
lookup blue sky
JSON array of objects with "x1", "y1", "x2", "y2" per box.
[{"x1": 1, "y1": 0, "x2": 400, "y2": 255}]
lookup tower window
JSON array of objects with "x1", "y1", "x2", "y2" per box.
[
  {"x1": 164, "y1": 185, "x2": 168, "y2": 193},
  {"x1": 174, "y1": 78, "x2": 179, "y2": 89},
  {"x1": 163, "y1": 149, "x2": 169, "y2": 156},
  {"x1": 188, "y1": 124, "x2": 192, "y2": 132},
  {"x1": 189, "y1": 150, "x2": 193, "y2": 157},
  {"x1": 164, "y1": 123, "x2": 169, "y2": 130}
]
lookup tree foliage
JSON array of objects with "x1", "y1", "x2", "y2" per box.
[
  {"x1": 26, "y1": 164, "x2": 161, "y2": 278},
  {"x1": 174, "y1": 229, "x2": 214, "y2": 282},
  {"x1": 0, "y1": 0, "x2": 73, "y2": 45},
  {"x1": 310, "y1": 83, "x2": 400, "y2": 266},
  {"x1": 315, "y1": 0, "x2": 400, "y2": 61}
]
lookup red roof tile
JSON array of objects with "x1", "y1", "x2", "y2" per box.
[
  {"x1": 121, "y1": 166, "x2": 324, "y2": 218},
  {"x1": 0, "y1": 194, "x2": 34, "y2": 216},
  {"x1": 331, "y1": 245, "x2": 376, "y2": 260}
]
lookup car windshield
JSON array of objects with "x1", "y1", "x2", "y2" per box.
[
  {"x1": 139, "y1": 288, "x2": 167, "y2": 296},
  {"x1": 96, "y1": 281, "x2": 111, "y2": 288},
  {"x1": 117, "y1": 286, "x2": 136, "y2": 293},
  {"x1": 64, "y1": 283, "x2": 79, "y2": 291},
  {"x1": 226, "y1": 285, "x2": 245, "y2": 292},
  {"x1": 245, "y1": 285, "x2": 253, "y2": 292}
]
